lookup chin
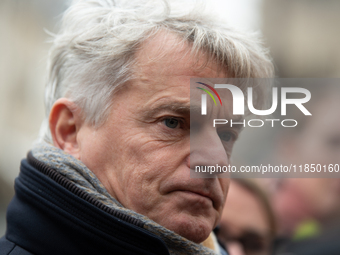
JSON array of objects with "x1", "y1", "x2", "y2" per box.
[{"x1": 165, "y1": 214, "x2": 215, "y2": 243}]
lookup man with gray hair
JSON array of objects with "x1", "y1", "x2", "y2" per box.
[{"x1": 0, "y1": 0, "x2": 273, "y2": 254}]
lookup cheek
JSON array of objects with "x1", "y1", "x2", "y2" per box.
[
  {"x1": 120, "y1": 149, "x2": 185, "y2": 213},
  {"x1": 77, "y1": 127, "x2": 115, "y2": 174},
  {"x1": 220, "y1": 179, "x2": 230, "y2": 199},
  {"x1": 217, "y1": 179, "x2": 230, "y2": 213},
  {"x1": 301, "y1": 181, "x2": 331, "y2": 212},
  {"x1": 107, "y1": 124, "x2": 188, "y2": 198}
]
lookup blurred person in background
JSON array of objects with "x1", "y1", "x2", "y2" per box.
[
  {"x1": 0, "y1": 0, "x2": 274, "y2": 254},
  {"x1": 215, "y1": 179, "x2": 276, "y2": 255},
  {"x1": 271, "y1": 85, "x2": 340, "y2": 255}
]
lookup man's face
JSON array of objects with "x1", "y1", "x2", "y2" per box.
[{"x1": 76, "y1": 34, "x2": 230, "y2": 243}]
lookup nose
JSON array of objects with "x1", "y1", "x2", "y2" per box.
[{"x1": 190, "y1": 125, "x2": 229, "y2": 173}]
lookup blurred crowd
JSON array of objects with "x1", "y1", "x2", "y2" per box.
[
  {"x1": 215, "y1": 1, "x2": 340, "y2": 253},
  {"x1": 216, "y1": 86, "x2": 340, "y2": 254}
]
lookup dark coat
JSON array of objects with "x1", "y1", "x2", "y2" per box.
[{"x1": 0, "y1": 154, "x2": 170, "y2": 255}]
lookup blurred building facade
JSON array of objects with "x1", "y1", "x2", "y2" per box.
[
  {"x1": 262, "y1": 0, "x2": 340, "y2": 78},
  {"x1": 0, "y1": 0, "x2": 68, "y2": 236},
  {"x1": 232, "y1": 0, "x2": 340, "y2": 169}
]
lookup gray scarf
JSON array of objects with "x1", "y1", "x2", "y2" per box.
[{"x1": 32, "y1": 142, "x2": 219, "y2": 255}]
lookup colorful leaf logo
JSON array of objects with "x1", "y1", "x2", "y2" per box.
[{"x1": 196, "y1": 82, "x2": 222, "y2": 106}]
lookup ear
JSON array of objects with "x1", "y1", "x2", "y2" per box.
[{"x1": 49, "y1": 98, "x2": 83, "y2": 159}]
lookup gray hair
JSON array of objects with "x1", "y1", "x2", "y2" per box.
[{"x1": 39, "y1": 0, "x2": 274, "y2": 142}]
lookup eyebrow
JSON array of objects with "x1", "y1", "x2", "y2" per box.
[{"x1": 145, "y1": 102, "x2": 191, "y2": 118}]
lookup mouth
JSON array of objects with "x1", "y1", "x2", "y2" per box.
[
  {"x1": 162, "y1": 179, "x2": 224, "y2": 211},
  {"x1": 176, "y1": 190, "x2": 215, "y2": 206}
]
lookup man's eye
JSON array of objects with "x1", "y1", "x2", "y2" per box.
[
  {"x1": 218, "y1": 131, "x2": 235, "y2": 142},
  {"x1": 163, "y1": 118, "x2": 180, "y2": 129}
]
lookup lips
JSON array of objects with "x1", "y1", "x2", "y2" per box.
[
  {"x1": 180, "y1": 190, "x2": 213, "y2": 203},
  {"x1": 163, "y1": 179, "x2": 224, "y2": 210}
]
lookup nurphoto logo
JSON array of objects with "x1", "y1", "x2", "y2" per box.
[{"x1": 197, "y1": 82, "x2": 312, "y2": 128}]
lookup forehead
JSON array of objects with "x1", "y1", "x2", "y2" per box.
[{"x1": 119, "y1": 31, "x2": 228, "y2": 115}]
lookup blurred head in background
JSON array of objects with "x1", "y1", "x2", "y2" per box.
[
  {"x1": 216, "y1": 179, "x2": 276, "y2": 255},
  {"x1": 272, "y1": 85, "x2": 340, "y2": 236}
]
